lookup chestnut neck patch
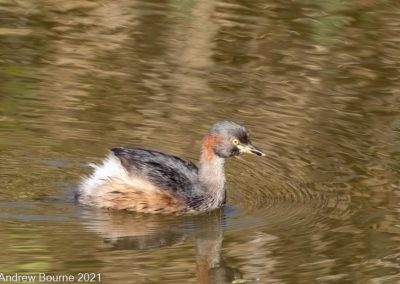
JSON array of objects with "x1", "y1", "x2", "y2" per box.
[{"x1": 201, "y1": 135, "x2": 223, "y2": 161}]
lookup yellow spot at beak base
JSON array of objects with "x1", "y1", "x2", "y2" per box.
[{"x1": 237, "y1": 144, "x2": 265, "y2": 156}]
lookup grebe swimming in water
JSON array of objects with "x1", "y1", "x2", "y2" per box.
[{"x1": 77, "y1": 121, "x2": 265, "y2": 214}]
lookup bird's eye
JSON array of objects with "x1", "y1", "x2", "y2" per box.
[{"x1": 232, "y1": 138, "x2": 240, "y2": 145}]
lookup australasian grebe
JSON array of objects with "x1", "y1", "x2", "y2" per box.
[{"x1": 77, "y1": 121, "x2": 265, "y2": 214}]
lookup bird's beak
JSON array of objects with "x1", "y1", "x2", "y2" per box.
[{"x1": 237, "y1": 143, "x2": 266, "y2": 157}]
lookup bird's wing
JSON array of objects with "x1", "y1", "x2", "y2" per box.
[{"x1": 110, "y1": 147, "x2": 199, "y2": 195}]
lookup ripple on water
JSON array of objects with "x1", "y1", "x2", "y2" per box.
[{"x1": 224, "y1": 156, "x2": 354, "y2": 236}]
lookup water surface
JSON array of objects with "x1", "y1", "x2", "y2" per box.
[{"x1": 1, "y1": 0, "x2": 400, "y2": 283}]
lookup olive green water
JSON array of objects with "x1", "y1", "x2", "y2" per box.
[{"x1": 1, "y1": 0, "x2": 400, "y2": 283}]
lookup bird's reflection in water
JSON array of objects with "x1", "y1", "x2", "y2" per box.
[
  {"x1": 80, "y1": 207, "x2": 241, "y2": 283},
  {"x1": 193, "y1": 209, "x2": 241, "y2": 284}
]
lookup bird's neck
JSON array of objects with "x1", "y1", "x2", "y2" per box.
[{"x1": 198, "y1": 149, "x2": 226, "y2": 208}]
